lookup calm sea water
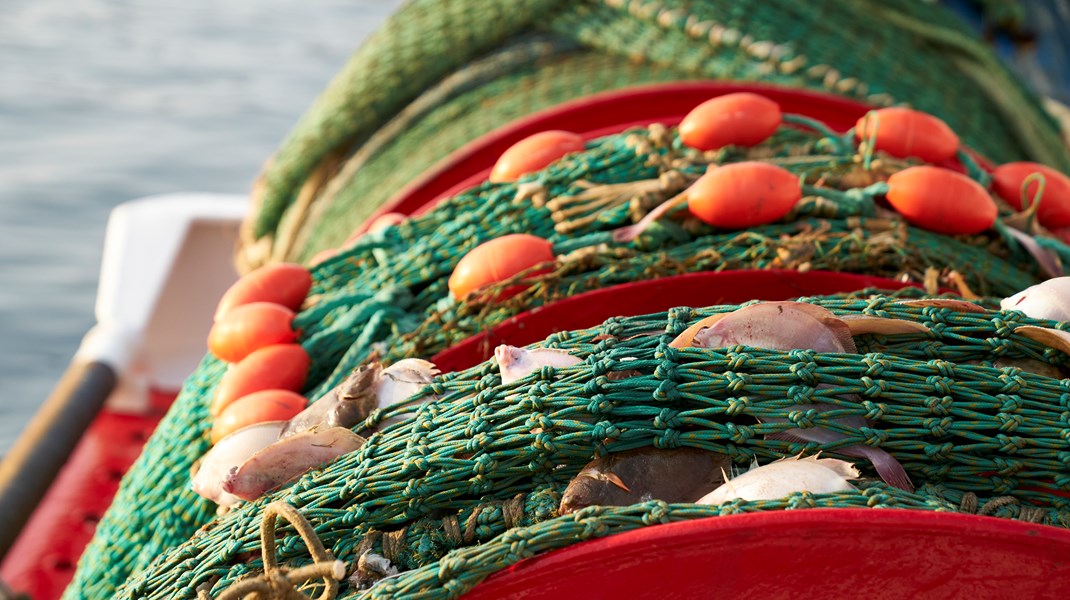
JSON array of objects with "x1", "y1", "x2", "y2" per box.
[{"x1": 0, "y1": 0, "x2": 402, "y2": 453}]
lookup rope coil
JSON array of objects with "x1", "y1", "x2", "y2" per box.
[{"x1": 196, "y1": 502, "x2": 346, "y2": 600}]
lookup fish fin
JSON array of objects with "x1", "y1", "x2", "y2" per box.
[
  {"x1": 1017, "y1": 325, "x2": 1070, "y2": 357},
  {"x1": 776, "y1": 302, "x2": 838, "y2": 321},
  {"x1": 669, "y1": 314, "x2": 729, "y2": 349},
  {"x1": 821, "y1": 318, "x2": 859, "y2": 353},
  {"x1": 1004, "y1": 225, "x2": 1064, "y2": 279},
  {"x1": 896, "y1": 299, "x2": 987, "y2": 314},
  {"x1": 814, "y1": 457, "x2": 861, "y2": 480},
  {"x1": 866, "y1": 448, "x2": 913, "y2": 492},
  {"x1": 720, "y1": 466, "x2": 731, "y2": 482},
  {"x1": 382, "y1": 366, "x2": 438, "y2": 384},
  {"x1": 537, "y1": 348, "x2": 582, "y2": 359},
  {"x1": 840, "y1": 315, "x2": 930, "y2": 337},
  {"x1": 395, "y1": 358, "x2": 440, "y2": 376},
  {"x1": 766, "y1": 430, "x2": 818, "y2": 446},
  {"x1": 601, "y1": 472, "x2": 632, "y2": 492}
]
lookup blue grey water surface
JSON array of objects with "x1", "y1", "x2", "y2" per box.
[{"x1": 0, "y1": 0, "x2": 402, "y2": 453}]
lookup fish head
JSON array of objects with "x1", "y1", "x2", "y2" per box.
[
  {"x1": 1002, "y1": 277, "x2": 1070, "y2": 322},
  {"x1": 558, "y1": 465, "x2": 632, "y2": 515},
  {"x1": 494, "y1": 345, "x2": 522, "y2": 371},
  {"x1": 340, "y1": 363, "x2": 383, "y2": 401}
]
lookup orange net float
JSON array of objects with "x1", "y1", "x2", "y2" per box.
[
  {"x1": 448, "y1": 234, "x2": 556, "y2": 300},
  {"x1": 207, "y1": 303, "x2": 300, "y2": 363},
  {"x1": 210, "y1": 344, "x2": 310, "y2": 417},
  {"x1": 855, "y1": 107, "x2": 959, "y2": 164},
  {"x1": 214, "y1": 263, "x2": 312, "y2": 321}
]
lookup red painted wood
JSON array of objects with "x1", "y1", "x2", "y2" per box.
[
  {"x1": 0, "y1": 390, "x2": 174, "y2": 600},
  {"x1": 432, "y1": 270, "x2": 919, "y2": 372},
  {"x1": 463, "y1": 509, "x2": 1070, "y2": 600}
]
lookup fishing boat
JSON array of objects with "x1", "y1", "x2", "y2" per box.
[{"x1": 4, "y1": 1, "x2": 1070, "y2": 599}]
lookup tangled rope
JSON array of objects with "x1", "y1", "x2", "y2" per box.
[
  {"x1": 196, "y1": 502, "x2": 346, "y2": 600},
  {"x1": 959, "y1": 492, "x2": 1047, "y2": 524}
]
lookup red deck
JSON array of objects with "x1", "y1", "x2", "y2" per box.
[{"x1": 0, "y1": 391, "x2": 172, "y2": 599}]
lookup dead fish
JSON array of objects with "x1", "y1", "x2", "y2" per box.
[
  {"x1": 1002, "y1": 277, "x2": 1070, "y2": 322},
  {"x1": 191, "y1": 421, "x2": 285, "y2": 507},
  {"x1": 222, "y1": 427, "x2": 366, "y2": 501},
  {"x1": 670, "y1": 301, "x2": 917, "y2": 492},
  {"x1": 558, "y1": 447, "x2": 730, "y2": 515},
  {"x1": 1003, "y1": 226, "x2": 1063, "y2": 279},
  {"x1": 670, "y1": 301, "x2": 929, "y2": 351},
  {"x1": 281, "y1": 358, "x2": 438, "y2": 437},
  {"x1": 495, "y1": 344, "x2": 582, "y2": 385},
  {"x1": 967, "y1": 357, "x2": 1066, "y2": 379},
  {"x1": 762, "y1": 403, "x2": 912, "y2": 492},
  {"x1": 895, "y1": 299, "x2": 987, "y2": 313},
  {"x1": 993, "y1": 357, "x2": 1065, "y2": 379},
  {"x1": 697, "y1": 455, "x2": 858, "y2": 504},
  {"x1": 372, "y1": 358, "x2": 440, "y2": 428}
]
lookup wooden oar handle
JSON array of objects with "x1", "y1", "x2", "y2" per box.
[{"x1": 0, "y1": 360, "x2": 116, "y2": 561}]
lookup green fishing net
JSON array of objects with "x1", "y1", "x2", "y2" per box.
[
  {"x1": 117, "y1": 296, "x2": 1070, "y2": 598},
  {"x1": 238, "y1": 0, "x2": 1069, "y2": 270},
  {"x1": 67, "y1": 115, "x2": 1070, "y2": 599}
]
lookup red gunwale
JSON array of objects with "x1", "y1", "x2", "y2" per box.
[
  {"x1": 462, "y1": 509, "x2": 1070, "y2": 600},
  {"x1": 357, "y1": 81, "x2": 988, "y2": 236},
  {"x1": 433, "y1": 270, "x2": 920, "y2": 372}
]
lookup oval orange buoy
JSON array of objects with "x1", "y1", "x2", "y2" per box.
[
  {"x1": 211, "y1": 389, "x2": 307, "y2": 443},
  {"x1": 211, "y1": 344, "x2": 311, "y2": 416},
  {"x1": 885, "y1": 166, "x2": 996, "y2": 235},
  {"x1": 855, "y1": 107, "x2": 959, "y2": 163},
  {"x1": 215, "y1": 263, "x2": 312, "y2": 321},
  {"x1": 991, "y1": 162, "x2": 1070, "y2": 228},
  {"x1": 687, "y1": 162, "x2": 801, "y2": 229},
  {"x1": 679, "y1": 92, "x2": 782, "y2": 151},
  {"x1": 489, "y1": 131, "x2": 585, "y2": 183},
  {"x1": 208, "y1": 302, "x2": 300, "y2": 363},
  {"x1": 448, "y1": 234, "x2": 555, "y2": 299}
]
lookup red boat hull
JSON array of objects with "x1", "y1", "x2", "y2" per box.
[{"x1": 464, "y1": 509, "x2": 1070, "y2": 600}]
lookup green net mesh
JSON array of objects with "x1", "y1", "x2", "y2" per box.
[
  {"x1": 65, "y1": 107, "x2": 1070, "y2": 598},
  {"x1": 116, "y1": 296, "x2": 1070, "y2": 598},
  {"x1": 238, "y1": 0, "x2": 1069, "y2": 270}
]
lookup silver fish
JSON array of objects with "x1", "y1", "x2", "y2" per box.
[
  {"x1": 761, "y1": 403, "x2": 912, "y2": 492},
  {"x1": 697, "y1": 455, "x2": 858, "y2": 504},
  {"x1": 281, "y1": 359, "x2": 438, "y2": 437},
  {"x1": 191, "y1": 421, "x2": 285, "y2": 507},
  {"x1": 672, "y1": 301, "x2": 919, "y2": 492},
  {"x1": 222, "y1": 426, "x2": 366, "y2": 501},
  {"x1": 495, "y1": 345, "x2": 582, "y2": 385}
]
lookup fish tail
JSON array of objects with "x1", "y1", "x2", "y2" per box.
[{"x1": 863, "y1": 447, "x2": 913, "y2": 492}]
